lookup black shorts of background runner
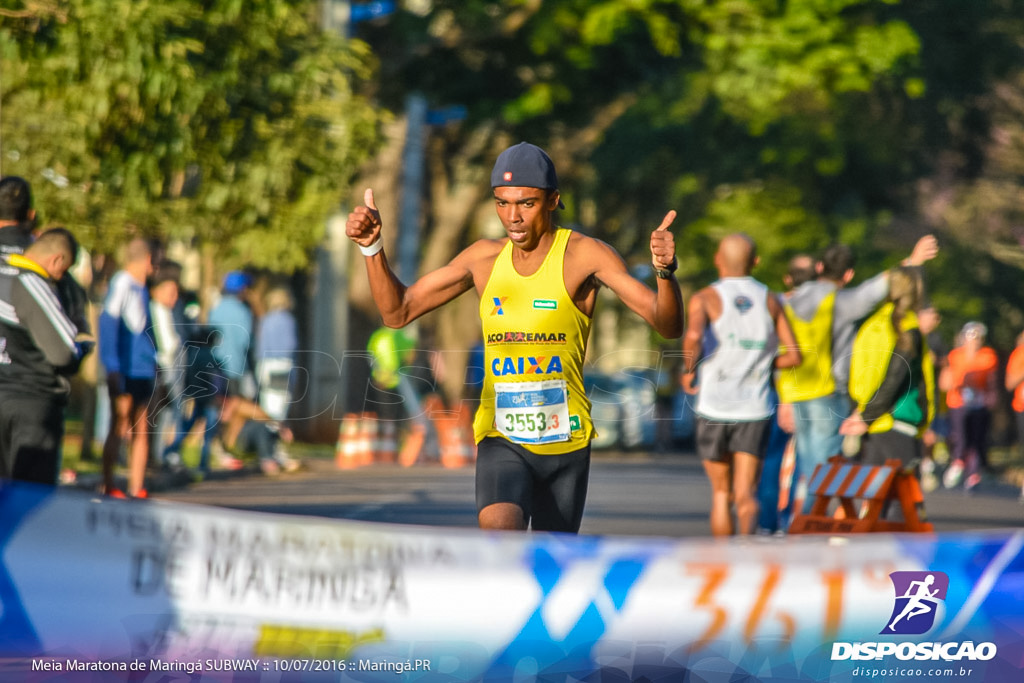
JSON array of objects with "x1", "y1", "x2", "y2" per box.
[
  {"x1": 110, "y1": 376, "x2": 156, "y2": 406},
  {"x1": 475, "y1": 436, "x2": 591, "y2": 533},
  {"x1": 696, "y1": 416, "x2": 771, "y2": 462},
  {"x1": 0, "y1": 394, "x2": 66, "y2": 485},
  {"x1": 365, "y1": 380, "x2": 406, "y2": 424},
  {"x1": 859, "y1": 430, "x2": 921, "y2": 467}
]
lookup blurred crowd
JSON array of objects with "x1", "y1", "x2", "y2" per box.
[
  {"x1": 0, "y1": 175, "x2": 301, "y2": 498},
  {"x1": 679, "y1": 234, "x2": 1024, "y2": 537}
]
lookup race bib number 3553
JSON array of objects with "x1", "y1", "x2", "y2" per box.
[{"x1": 494, "y1": 379, "x2": 571, "y2": 444}]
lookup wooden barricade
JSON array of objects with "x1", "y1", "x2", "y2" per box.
[{"x1": 789, "y1": 456, "x2": 933, "y2": 534}]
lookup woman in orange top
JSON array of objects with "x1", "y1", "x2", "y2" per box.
[
  {"x1": 939, "y1": 322, "x2": 999, "y2": 491},
  {"x1": 1005, "y1": 331, "x2": 1024, "y2": 462}
]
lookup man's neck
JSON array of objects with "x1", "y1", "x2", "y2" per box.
[
  {"x1": 8, "y1": 253, "x2": 49, "y2": 279},
  {"x1": 718, "y1": 270, "x2": 750, "y2": 279},
  {"x1": 510, "y1": 229, "x2": 556, "y2": 273},
  {"x1": 125, "y1": 264, "x2": 149, "y2": 285}
]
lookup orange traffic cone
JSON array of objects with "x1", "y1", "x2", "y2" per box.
[
  {"x1": 357, "y1": 412, "x2": 378, "y2": 467},
  {"x1": 399, "y1": 395, "x2": 441, "y2": 467},
  {"x1": 437, "y1": 404, "x2": 475, "y2": 469},
  {"x1": 335, "y1": 413, "x2": 361, "y2": 470}
]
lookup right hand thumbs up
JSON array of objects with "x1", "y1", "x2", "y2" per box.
[{"x1": 346, "y1": 188, "x2": 383, "y2": 248}]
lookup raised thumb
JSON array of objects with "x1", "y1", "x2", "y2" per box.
[
  {"x1": 364, "y1": 188, "x2": 378, "y2": 212},
  {"x1": 656, "y1": 210, "x2": 677, "y2": 231}
]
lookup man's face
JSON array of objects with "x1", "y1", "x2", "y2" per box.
[
  {"x1": 152, "y1": 280, "x2": 179, "y2": 308},
  {"x1": 493, "y1": 186, "x2": 559, "y2": 251}
]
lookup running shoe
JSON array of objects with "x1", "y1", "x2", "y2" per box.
[
  {"x1": 260, "y1": 459, "x2": 281, "y2": 476},
  {"x1": 106, "y1": 488, "x2": 127, "y2": 499},
  {"x1": 919, "y1": 458, "x2": 938, "y2": 492},
  {"x1": 943, "y1": 460, "x2": 964, "y2": 489},
  {"x1": 163, "y1": 451, "x2": 184, "y2": 471},
  {"x1": 964, "y1": 473, "x2": 981, "y2": 493}
]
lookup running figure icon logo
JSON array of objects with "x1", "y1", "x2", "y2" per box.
[{"x1": 882, "y1": 571, "x2": 949, "y2": 635}]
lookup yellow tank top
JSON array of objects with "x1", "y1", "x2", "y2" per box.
[
  {"x1": 474, "y1": 228, "x2": 595, "y2": 454},
  {"x1": 776, "y1": 293, "x2": 836, "y2": 403}
]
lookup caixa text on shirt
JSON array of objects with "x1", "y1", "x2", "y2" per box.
[{"x1": 491, "y1": 355, "x2": 563, "y2": 376}]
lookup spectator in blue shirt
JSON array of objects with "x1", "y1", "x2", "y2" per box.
[
  {"x1": 255, "y1": 286, "x2": 298, "y2": 421},
  {"x1": 209, "y1": 270, "x2": 254, "y2": 399},
  {"x1": 99, "y1": 237, "x2": 156, "y2": 498}
]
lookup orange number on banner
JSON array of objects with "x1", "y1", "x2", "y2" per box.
[
  {"x1": 686, "y1": 564, "x2": 730, "y2": 651},
  {"x1": 743, "y1": 565, "x2": 795, "y2": 645},
  {"x1": 821, "y1": 570, "x2": 845, "y2": 640}
]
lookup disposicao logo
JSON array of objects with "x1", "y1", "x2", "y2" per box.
[
  {"x1": 831, "y1": 570, "x2": 998, "y2": 663},
  {"x1": 883, "y1": 571, "x2": 948, "y2": 635}
]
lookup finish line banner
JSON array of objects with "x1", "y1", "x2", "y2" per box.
[{"x1": 0, "y1": 482, "x2": 1021, "y2": 682}]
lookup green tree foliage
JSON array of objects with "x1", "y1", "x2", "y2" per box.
[
  {"x1": 361, "y1": 0, "x2": 920, "y2": 281},
  {"x1": 1, "y1": 0, "x2": 382, "y2": 270},
  {"x1": 363, "y1": 0, "x2": 1024, "y2": 347}
]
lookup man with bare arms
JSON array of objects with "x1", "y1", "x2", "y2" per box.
[{"x1": 346, "y1": 142, "x2": 683, "y2": 532}]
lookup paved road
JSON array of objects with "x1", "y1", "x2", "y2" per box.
[{"x1": 157, "y1": 452, "x2": 1024, "y2": 538}]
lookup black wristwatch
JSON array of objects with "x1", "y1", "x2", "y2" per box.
[{"x1": 655, "y1": 257, "x2": 678, "y2": 280}]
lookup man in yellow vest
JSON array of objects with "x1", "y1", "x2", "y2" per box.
[
  {"x1": 777, "y1": 238, "x2": 938, "y2": 512},
  {"x1": 346, "y1": 142, "x2": 684, "y2": 532}
]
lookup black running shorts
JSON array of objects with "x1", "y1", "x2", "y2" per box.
[
  {"x1": 475, "y1": 436, "x2": 591, "y2": 533},
  {"x1": 696, "y1": 416, "x2": 770, "y2": 462}
]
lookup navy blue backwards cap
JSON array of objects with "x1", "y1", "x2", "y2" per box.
[{"x1": 490, "y1": 142, "x2": 565, "y2": 209}]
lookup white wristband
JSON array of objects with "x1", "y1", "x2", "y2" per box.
[{"x1": 359, "y1": 238, "x2": 383, "y2": 257}]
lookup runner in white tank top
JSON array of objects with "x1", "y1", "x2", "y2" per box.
[
  {"x1": 682, "y1": 234, "x2": 802, "y2": 536},
  {"x1": 695, "y1": 277, "x2": 777, "y2": 421}
]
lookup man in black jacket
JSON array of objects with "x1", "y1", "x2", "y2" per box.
[
  {"x1": 0, "y1": 175, "x2": 90, "y2": 338},
  {"x1": 0, "y1": 176, "x2": 36, "y2": 255},
  {"x1": 0, "y1": 228, "x2": 88, "y2": 484}
]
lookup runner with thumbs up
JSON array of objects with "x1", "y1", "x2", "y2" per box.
[{"x1": 346, "y1": 142, "x2": 684, "y2": 533}]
